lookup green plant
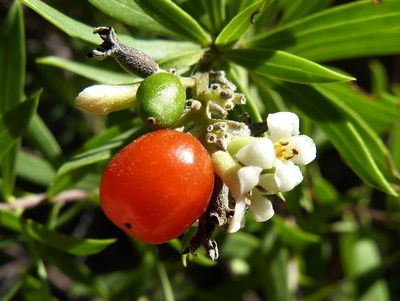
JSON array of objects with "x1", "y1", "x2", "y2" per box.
[{"x1": 1, "y1": 0, "x2": 400, "y2": 300}]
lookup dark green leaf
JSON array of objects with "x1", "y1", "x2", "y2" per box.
[
  {"x1": 16, "y1": 151, "x2": 55, "y2": 186},
  {"x1": 280, "y1": 0, "x2": 334, "y2": 24},
  {"x1": 134, "y1": 0, "x2": 212, "y2": 45},
  {"x1": 245, "y1": 0, "x2": 400, "y2": 62},
  {"x1": 215, "y1": 1, "x2": 264, "y2": 47},
  {"x1": 0, "y1": 210, "x2": 116, "y2": 256},
  {"x1": 0, "y1": 0, "x2": 25, "y2": 112},
  {"x1": 0, "y1": 1, "x2": 25, "y2": 201},
  {"x1": 26, "y1": 113, "x2": 62, "y2": 166},
  {"x1": 225, "y1": 49, "x2": 354, "y2": 83},
  {"x1": 369, "y1": 60, "x2": 389, "y2": 95},
  {"x1": 88, "y1": 0, "x2": 174, "y2": 36},
  {"x1": 201, "y1": 0, "x2": 226, "y2": 34},
  {"x1": 0, "y1": 92, "x2": 40, "y2": 161}
]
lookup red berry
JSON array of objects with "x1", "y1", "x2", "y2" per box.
[{"x1": 100, "y1": 130, "x2": 215, "y2": 244}]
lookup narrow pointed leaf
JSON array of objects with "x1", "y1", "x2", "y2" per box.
[
  {"x1": 201, "y1": 0, "x2": 226, "y2": 34},
  {"x1": 216, "y1": 1, "x2": 264, "y2": 47},
  {"x1": 21, "y1": 0, "x2": 200, "y2": 60},
  {"x1": 134, "y1": 0, "x2": 212, "y2": 45},
  {"x1": 0, "y1": 92, "x2": 40, "y2": 161},
  {"x1": 0, "y1": 210, "x2": 116, "y2": 256},
  {"x1": 26, "y1": 113, "x2": 62, "y2": 165},
  {"x1": 37, "y1": 56, "x2": 135, "y2": 84},
  {"x1": 0, "y1": 1, "x2": 25, "y2": 201},
  {"x1": 88, "y1": 0, "x2": 174, "y2": 36},
  {"x1": 226, "y1": 49, "x2": 354, "y2": 83},
  {"x1": 280, "y1": 0, "x2": 334, "y2": 24},
  {"x1": 16, "y1": 151, "x2": 55, "y2": 186},
  {"x1": 244, "y1": 0, "x2": 400, "y2": 62},
  {"x1": 315, "y1": 83, "x2": 399, "y2": 183}
]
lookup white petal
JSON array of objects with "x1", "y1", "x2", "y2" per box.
[
  {"x1": 237, "y1": 166, "x2": 262, "y2": 195},
  {"x1": 250, "y1": 189, "x2": 274, "y2": 222},
  {"x1": 267, "y1": 112, "x2": 300, "y2": 141},
  {"x1": 258, "y1": 173, "x2": 280, "y2": 194},
  {"x1": 274, "y1": 160, "x2": 303, "y2": 192},
  {"x1": 287, "y1": 135, "x2": 317, "y2": 165},
  {"x1": 235, "y1": 138, "x2": 275, "y2": 169},
  {"x1": 227, "y1": 197, "x2": 246, "y2": 233}
]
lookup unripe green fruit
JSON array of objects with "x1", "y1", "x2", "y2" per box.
[{"x1": 136, "y1": 72, "x2": 186, "y2": 129}]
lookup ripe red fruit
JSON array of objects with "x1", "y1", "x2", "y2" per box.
[{"x1": 100, "y1": 130, "x2": 215, "y2": 244}]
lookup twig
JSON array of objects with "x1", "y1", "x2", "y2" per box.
[{"x1": 0, "y1": 189, "x2": 89, "y2": 211}]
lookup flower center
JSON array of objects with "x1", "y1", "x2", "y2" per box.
[{"x1": 274, "y1": 140, "x2": 298, "y2": 161}]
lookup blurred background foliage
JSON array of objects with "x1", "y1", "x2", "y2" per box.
[{"x1": 1, "y1": 0, "x2": 400, "y2": 300}]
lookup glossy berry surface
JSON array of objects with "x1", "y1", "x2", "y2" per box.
[
  {"x1": 100, "y1": 130, "x2": 215, "y2": 244},
  {"x1": 136, "y1": 72, "x2": 186, "y2": 129}
]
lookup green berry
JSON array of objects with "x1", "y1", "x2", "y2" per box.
[{"x1": 136, "y1": 72, "x2": 186, "y2": 129}]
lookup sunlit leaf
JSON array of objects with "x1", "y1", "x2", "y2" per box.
[
  {"x1": 245, "y1": 0, "x2": 400, "y2": 62},
  {"x1": 226, "y1": 49, "x2": 354, "y2": 83},
  {"x1": 88, "y1": 0, "x2": 174, "y2": 36},
  {"x1": 134, "y1": 0, "x2": 212, "y2": 45},
  {"x1": 215, "y1": 1, "x2": 263, "y2": 47},
  {"x1": 21, "y1": 0, "x2": 201, "y2": 60}
]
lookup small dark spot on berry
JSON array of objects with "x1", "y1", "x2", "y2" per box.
[{"x1": 124, "y1": 222, "x2": 132, "y2": 229}]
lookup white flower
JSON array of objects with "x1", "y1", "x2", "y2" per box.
[{"x1": 213, "y1": 112, "x2": 316, "y2": 233}]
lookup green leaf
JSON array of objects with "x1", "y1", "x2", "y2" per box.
[
  {"x1": 88, "y1": 0, "x2": 175, "y2": 36},
  {"x1": 315, "y1": 83, "x2": 399, "y2": 182},
  {"x1": 25, "y1": 113, "x2": 62, "y2": 165},
  {"x1": 228, "y1": 64, "x2": 263, "y2": 123},
  {"x1": 272, "y1": 216, "x2": 320, "y2": 248},
  {"x1": 0, "y1": 1, "x2": 25, "y2": 201},
  {"x1": 0, "y1": 92, "x2": 40, "y2": 162},
  {"x1": 215, "y1": 1, "x2": 264, "y2": 47},
  {"x1": 369, "y1": 60, "x2": 389, "y2": 95},
  {"x1": 156, "y1": 49, "x2": 204, "y2": 71},
  {"x1": 225, "y1": 49, "x2": 354, "y2": 83},
  {"x1": 201, "y1": 0, "x2": 226, "y2": 34},
  {"x1": 133, "y1": 0, "x2": 212, "y2": 45},
  {"x1": 280, "y1": 0, "x2": 334, "y2": 24},
  {"x1": 21, "y1": 0, "x2": 98, "y2": 44},
  {"x1": 16, "y1": 150, "x2": 55, "y2": 186},
  {"x1": 0, "y1": 0, "x2": 25, "y2": 112},
  {"x1": 0, "y1": 210, "x2": 116, "y2": 256},
  {"x1": 266, "y1": 80, "x2": 397, "y2": 195},
  {"x1": 245, "y1": 0, "x2": 400, "y2": 62},
  {"x1": 21, "y1": 0, "x2": 201, "y2": 61},
  {"x1": 37, "y1": 56, "x2": 135, "y2": 84}
]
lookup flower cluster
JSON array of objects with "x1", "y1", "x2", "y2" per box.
[{"x1": 212, "y1": 112, "x2": 316, "y2": 233}]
